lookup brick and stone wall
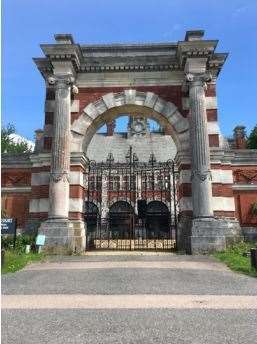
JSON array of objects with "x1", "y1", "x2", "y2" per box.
[
  {"x1": 177, "y1": 162, "x2": 235, "y2": 218},
  {"x1": 1, "y1": 158, "x2": 32, "y2": 230},
  {"x1": 3, "y1": 152, "x2": 256, "y2": 233},
  {"x1": 42, "y1": 84, "x2": 222, "y2": 152},
  {"x1": 232, "y1": 164, "x2": 257, "y2": 236}
]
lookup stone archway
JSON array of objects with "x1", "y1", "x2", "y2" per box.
[
  {"x1": 70, "y1": 90, "x2": 190, "y2": 154},
  {"x1": 35, "y1": 32, "x2": 242, "y2": 254}
]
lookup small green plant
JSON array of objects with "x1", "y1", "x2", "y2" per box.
[
  {"x1": 251, "y1": 202, "x2": 257, "y2": 216},
  {"x1": 213, "y1": 241, "x2": 257, "y2": 277},
  {"x1": 1, "y1": 234, "x2": 37, "y2": 253}
]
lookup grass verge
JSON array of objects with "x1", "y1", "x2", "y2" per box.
[
  {"x1": 213, "y1": 241, "x2": 257, "y2": 278},
  {"x1": 1, "y1": 250, "x2": 45, "y2": 274}
]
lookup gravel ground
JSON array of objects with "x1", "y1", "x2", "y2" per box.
[{"x1": 2, "y1": 309, "x2": 257, "y2": 344}]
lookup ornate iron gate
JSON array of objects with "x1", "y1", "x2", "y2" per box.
[{"x1": 85, "y1": 147, "x2": 178, "y2": 251}]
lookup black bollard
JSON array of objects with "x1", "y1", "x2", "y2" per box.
[{"x1": 250, "y1": 248, "x2": 257, "y2": 270}]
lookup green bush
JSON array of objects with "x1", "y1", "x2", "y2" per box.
[
  {"x1": 1, "y1": 234, "x2": 37, "y2": 252},
  {"x1": 213, "y1": 241, "x2": 257, "y2": 277}
]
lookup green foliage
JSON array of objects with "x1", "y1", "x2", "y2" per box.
[
  {"x1": 247, "y1": 125, "x2": 257, "y2": 149},
  {"x1": 1, "y1": 234, "x2": 37, "y2": 253},
  {"x1": 1, "y1": 234, "x2": 45, "y2": 274},
  {"x1": 1, "y1": 250, "x2": 44, "y2": 274},
  {"x1": 1, "y1": 123, "x2": 31, "y2": 154},
  {"x1": 213, "y1": 241, "x2": 257, "y2": 277}
]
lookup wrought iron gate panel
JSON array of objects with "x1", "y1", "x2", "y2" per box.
[{"x1": 85, "y1": 148, "x2": 178, "y2": 251}]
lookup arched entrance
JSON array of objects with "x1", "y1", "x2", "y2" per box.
[
  {"x1": 71, "y1": 90, "x2": 189, "y2": 154},
  {"x1": 84, "y1": 148, "x2": 178, "y2": 251},
  {"x1": 109, "y1": 201, "x2": 134, "y2": 240},
  {"x1": 146, "y1": 201, "x2": 170, "y2": 239},
  {"x1": 84, "y1": 201, "x2": 99, "y2": 249},
  {"x1": 71, "y1": 91, "x2": 187, "y2": 252}
]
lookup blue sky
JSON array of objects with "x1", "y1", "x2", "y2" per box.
[{"x1": 2, "y1": 0, "x2": 257, "y2": 141}]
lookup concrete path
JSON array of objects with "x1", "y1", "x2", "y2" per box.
[{"x1": 2, "y1": 253, "x2": 257, "y2": 344}]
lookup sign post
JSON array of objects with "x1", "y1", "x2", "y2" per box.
[
  {"x1": 1, "y1": 218, "x2": 17, "y2": 249},
  {"x1": 36, "y1": 234, "x2": 46, "y2": 253}
]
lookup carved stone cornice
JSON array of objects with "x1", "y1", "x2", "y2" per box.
[{"x1": 34, "y1": 31, "x2": 228, "y2": 79}]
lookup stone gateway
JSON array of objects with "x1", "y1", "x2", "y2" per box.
[{"x1": 2, "y1": 30, "x2": 257, "y2": 253}]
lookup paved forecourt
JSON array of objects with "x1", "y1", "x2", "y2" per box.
[{"x1": 2, "y1": 253, "x2": 257, "y2": 344}]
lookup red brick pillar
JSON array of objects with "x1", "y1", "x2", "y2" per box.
[
  {"x1": 234, "y1": 126, "x2": 247, "y2": 149},
  {"x1": 106, "y1": 120, "x2": 116, "y2": 136}
]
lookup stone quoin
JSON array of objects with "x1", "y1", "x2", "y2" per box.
[{"x1": 2, "y1": 30, "x2": 257, "y2": 253}]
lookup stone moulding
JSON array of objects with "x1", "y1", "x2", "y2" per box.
[{"x1": 71, "y1": 90, "x2": 190, "y2": 154}]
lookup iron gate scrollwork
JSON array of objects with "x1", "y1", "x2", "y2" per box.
[{"x1": 85, "y1": 147, "x2": 179, "y2": 251}]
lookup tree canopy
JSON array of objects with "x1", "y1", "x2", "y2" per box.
[
  {"x1": 247, "y1": 125, "x2": 257, "y2": 149},
  {"x1": 1, "y1": 124, "x2": 32, "y2": 154}
]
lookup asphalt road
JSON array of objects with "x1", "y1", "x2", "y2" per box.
[{"x1": 2, "y1": 253, "x2": 257, "y2": 344}]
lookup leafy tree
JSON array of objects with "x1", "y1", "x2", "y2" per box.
[
  {"x1": 1, "y1": 123, "x2": 31, "y2": 154},
  {"x1": 247, "y1": 125, "x2": 257, "y2": 149}
]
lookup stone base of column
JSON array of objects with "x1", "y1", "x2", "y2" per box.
[
  {"x1": 177, "y1": 217, "x2": 242, "y2": 254},
  {"x1": 39, "y1": 219, "x2": 86, "y2": 254},
  {"x1": 71, "y1": 220, "x2": 86, "y2": 253},
  {"x1": 190, "y1": 218, "x2": 242, "y2": 254}
]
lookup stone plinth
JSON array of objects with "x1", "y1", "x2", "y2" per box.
[
  {"x1": 39, "y1": 219, "x2": 86, "y2": 254},
  {"x1": 190, "y1": 218, "x2": 242, "y2": 254}
]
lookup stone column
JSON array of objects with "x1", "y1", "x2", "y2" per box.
[
  {"x1": 186, "y1": 73, "x2": 214, "y2": 218},
  {"x1": 47, "y1": 75, "x2": 74, "y2": 220},
  {"x1": 39, "y1": 74, "x2": 80, "y2": 253}
]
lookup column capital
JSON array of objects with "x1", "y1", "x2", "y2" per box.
[
  {"x1": 47, "y1": 75, "x2": 78, "y2": 94},
  {"x1": 185, "y1": 72, "x2": 212, "y2": 88}
]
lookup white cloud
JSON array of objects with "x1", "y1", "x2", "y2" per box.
[{"x1": 9, "y1": 133, "x2": 35, "y2": 151}]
